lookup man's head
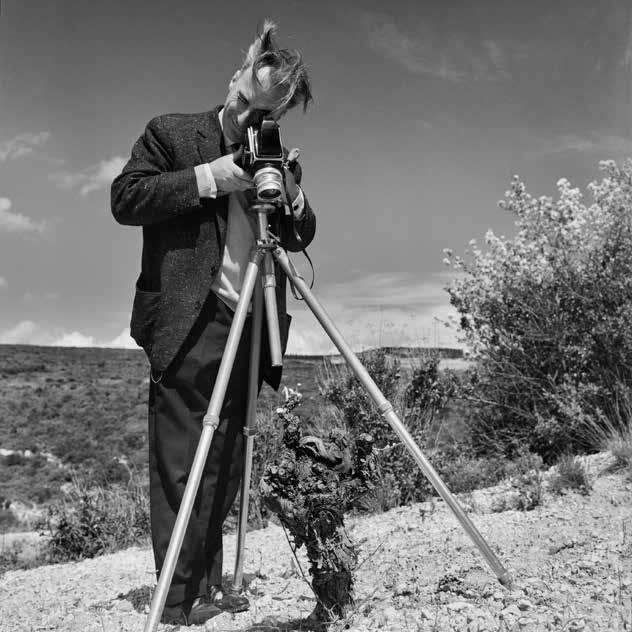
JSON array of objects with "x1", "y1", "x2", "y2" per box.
[{"x1": 221, "y1": 20, "x2": 313, "y2": 146}]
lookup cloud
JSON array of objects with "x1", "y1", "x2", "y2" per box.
[
  {"x1": 285, "y1": 272, "x2": 462, "y2": 355},
  {"x1": 0, "y1": 132, "x2": 51, "y2": 162},
  {"x1": 0, "y1": 321, "x2": 38, "y2": 344},
  {"x1": 51, "y1": 156, "x2": 127, "y2": 196},
  {"x1": 52, "y1": 331, "x2": 96, "y2": 347},
  {"x1": 529, "y1": 132, "x2": 632, "y2": 159},
  {"x1": 104, "y1": 327, "x2": 138, "y2": 349},
  {"x1": 0, "y1": 320, "x2": 140, "y2": 349},
  {"x1": 0, "y1": 277, "x2": 6, "y2": 289},
  {"x1": 0, "y1": 198, "x2": 47, "y2": 234},
  {"x1": 362, "y1": 12, "x2": 512, "y2": 82}
]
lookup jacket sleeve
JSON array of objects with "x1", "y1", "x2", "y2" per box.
[
  {"x1": 281, "y1": 195, "x2": 316, "y2": 252},
  {"x1": 111, "y1": 116, "x2": 203, "y2": 226}
]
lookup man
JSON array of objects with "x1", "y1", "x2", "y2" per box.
[{"x1": 111, "y1": 21, "x2": 315, "y2": 626}]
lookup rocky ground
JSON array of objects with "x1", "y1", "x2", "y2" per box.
[{"x1": 1, "y1": 454, "x2": 630, "y2": 632}]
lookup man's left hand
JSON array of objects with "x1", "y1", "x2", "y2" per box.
[{"x1": 284, "y1": 147, "x2": 301, "y2": 202}]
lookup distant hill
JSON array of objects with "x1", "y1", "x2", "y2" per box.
[{"x1": 0, "y1": 343, "x2": 462, "y2": 509}]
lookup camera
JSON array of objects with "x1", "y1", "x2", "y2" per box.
[{"x1": 242, "y1": 120, "x2": 285, "y2": 203}]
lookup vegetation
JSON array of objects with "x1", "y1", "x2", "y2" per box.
[
  {"x1": 445, "y1": 159, "x2": 632, "y2": 462},
  {"x1": 3, "y1": 159, "x2": 632, "y2": 570},
  {"x1": 548, "y1": 455, "x2": 592, "y2": 496}
]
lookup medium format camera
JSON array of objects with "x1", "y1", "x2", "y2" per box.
[{"x1": 242, "y1": 120, "x2": 285, "y2": 203}]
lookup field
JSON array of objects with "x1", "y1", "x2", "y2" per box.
[{"x1": 0, "y1": 344, "x2": 463, "y2": 514}]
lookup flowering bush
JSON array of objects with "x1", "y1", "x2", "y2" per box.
[{"x1": 445, "y1": 160, "x2": 632, "y2": 461}]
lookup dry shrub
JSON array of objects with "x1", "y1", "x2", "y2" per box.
[
  {"x1": 46, "y1": 474, "x2": 149, "y2": 562},
  {"x1": 548, "y1": 455, "x2": 592, "y2": 496}
]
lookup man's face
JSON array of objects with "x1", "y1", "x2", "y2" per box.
[{"x1": 221, "y1": 65, "x2": 287, "y2": 146}]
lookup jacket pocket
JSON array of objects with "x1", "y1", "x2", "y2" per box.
[{"x1": 130, "y1": 284, "x2": 161, "y2": 352}]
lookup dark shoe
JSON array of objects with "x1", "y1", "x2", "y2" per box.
[
  {"x1": 160, "y1": 604, "x2": 187, "y2": 625},
  {"x1": 206, "y1": 584, "x2": 250, "y2": 613},
  {"x1": 160, "y1": 598, "x2": 221, "y2": 626},
  {"x1": 187, "y1": 598, "x2": 223, "y2": 625}
]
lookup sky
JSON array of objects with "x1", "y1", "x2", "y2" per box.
[{"x1": 1, "y1": 0, "x2": 632, "y2": 355}]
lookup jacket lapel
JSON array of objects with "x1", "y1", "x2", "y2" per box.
[{"x1": 196, "y1": 105, "x2": 225, "y2": 164}]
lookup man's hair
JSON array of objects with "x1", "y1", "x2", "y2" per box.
[{"x1": 241, "y1": 19, "x2": 313, "y2": 113}]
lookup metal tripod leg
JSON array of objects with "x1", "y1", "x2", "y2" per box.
[
  {"x1": 233, "y1": 279, "x2": 263, "y2": 591},
  {"x1": 272, "y1": 245, "x2": 512, "y2": 588},
  {"x1": 143, "y1": 249, "x2": 264, "y2": 632}
]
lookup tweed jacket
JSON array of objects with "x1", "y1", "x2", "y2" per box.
[{"x1": 111, "y1": 107, "x2": 316, "y2": 388}]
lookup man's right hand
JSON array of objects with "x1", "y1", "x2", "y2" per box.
[{"x1": 208, "y1": 148, "x2": 253, "y2": 194}]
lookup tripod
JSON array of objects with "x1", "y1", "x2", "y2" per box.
[{"x1": 144, "y1": 201, "x2": 511, "y2": 631}]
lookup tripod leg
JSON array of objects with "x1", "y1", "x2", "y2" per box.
[
  {"x1": 233, "y1": 278, "x2": 264, "y2": 591},
  {"x1": 144, "y1": 251, "x2": 264, "y2": 632},
  {"x1": 256, "y1": 211, "x2": 282, "y2": 367},
  {"x1": 273, "y1": 246, "x2": 512, "y2": 588}
]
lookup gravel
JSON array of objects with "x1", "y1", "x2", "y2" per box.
[{"x1": 1, "y1": 453, "x2": 630, "y2": 631}]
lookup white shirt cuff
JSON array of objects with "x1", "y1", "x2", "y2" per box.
[
  {"x1": 195, "y1": 163, "x2": 218, "y2": 198},
  {"x1": 291, "y1": 186, "x2": 305, "y2": 218}
]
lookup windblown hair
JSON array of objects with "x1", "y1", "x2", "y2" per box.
[{"x1": 241, "y1": 19, "x2": 313, "y2": 113}]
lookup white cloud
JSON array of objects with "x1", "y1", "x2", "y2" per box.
[
  {"x1": 0, "y1": 197, "x2": 47, "y2": 234},
  {"x1": 0, "y1": 132, "x2": 51, "y2": 162},
  {"x1": 530, "y1": 132, "x2": 632, "y2": 159},
  {"x1": 0, "y1": 277, "x2": 6, "y2": 289},
  {"x1": 0, "y1": 321, "x2": 39, "y2": 344},
  {"x1": 105, "y1": 327, "x2": 139, "y2": 349},
  {"x1": 362, "y1": 12, "x2": 512, "y2": 82},
  {"x1": 0, "y1": 321, "x2": 140, "y2": 349},
  {"x1": 51, "y1": 156, "x2": 127, "y2": 196},
  {"x1": 285, "y1": 272, "x2": 462, "y2": 355}
]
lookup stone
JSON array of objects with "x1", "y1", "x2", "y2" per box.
[
  {"x1": 447, "y1": 601, "x2": 470, "y2": 612},
  {"x1": 500, "y1": 604, "x2": 521, "y2": 619},
  {"x1": 517, "y1": 599, "x2": 532, "y2": 611},
  {"x1": 205, "y1": 612, "x2": 234, "y2": 631}
]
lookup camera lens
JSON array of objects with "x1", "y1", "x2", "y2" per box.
[{"x1": 254, "y1": 166, "x2": 283, "y2": 202}]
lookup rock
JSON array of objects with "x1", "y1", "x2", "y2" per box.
[
  {"x1": 567, "y1": 619, "x2": 586, "y2": 631},
  {"x1": 517, "y1": 599, "x2": 532, "y2": 610},
  {"x1": 205, "y1": 612, "x2": 234, "y2": 631},
  {"x1": 447, "y1": 600, "x2": 470, "y2": 612},
  {"x1": 393, "y1": 581, "x2": 411, "y2": 596},
  {"x1": 419, "y1": 607, "x2": 433, "y2": 620},
  {"x1": 500, "y1": 604, "x2": 521, "y2": 619},
  {"x1": 465, "y1": 607, "x2": 487, "y2": 622}
]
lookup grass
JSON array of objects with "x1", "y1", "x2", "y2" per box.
[{"x1": 548, "y1": 455, "x2": 592, "y2": 496}]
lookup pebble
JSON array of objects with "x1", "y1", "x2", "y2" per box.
[
  {"x1": 393, "y1": 581, "x2": 411, "y2": 596},
  {"x1": 447, "y1": 600, "x2": 471, "y2": 612},
  {"x1": 567, "y1": 619, "x2": 586, "y2": 631},
  {"x1": 517, "y1": 598, "x2": 532, "y2": 610},
  {"x1": 518, "y1": 616, "x2": 536, "y2": 627},
  {"x1": 465, "y1": 607, "x2": 487, "y2": 622},
  {"x1": 419, "y1": 607, "x2": 433, "y2": 620},
  {"x1": 205, "y1": 612, "x2": 235, "y2": 631},
  {"x1": 500, "y1": 604, "x2": 521, "y2": 619}
]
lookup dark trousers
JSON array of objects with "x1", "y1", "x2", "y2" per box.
[{"x1": 148, "y1": 293, "x2": 257, "y2": 607}]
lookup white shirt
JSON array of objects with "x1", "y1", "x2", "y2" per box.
[{"x1": 193, "y1": 138, "x2": 304, "y2": 311}]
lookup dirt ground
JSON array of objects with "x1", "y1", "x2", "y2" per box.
[{"x1": 1, "y1": 453, "x2": 630, "y2": 632}]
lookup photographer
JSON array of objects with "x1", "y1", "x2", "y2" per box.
[{"x1": 111, "y1": 20, "x2": 315, "y2": 626}]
